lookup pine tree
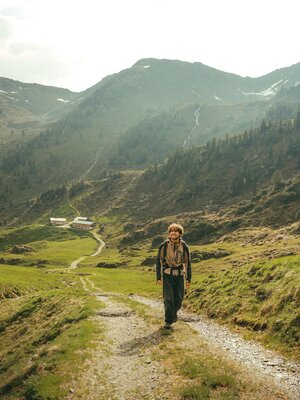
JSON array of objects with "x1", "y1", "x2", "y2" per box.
[{"x1": 271, "y1": 169, "x2": 283, "y2": 189}]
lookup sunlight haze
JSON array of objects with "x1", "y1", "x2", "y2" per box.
[{"x1": 0, "y1": 0, "x2": 299, "y2": 91}]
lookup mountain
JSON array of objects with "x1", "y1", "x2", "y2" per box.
[
  {"x1": 123, "y1": 118, "x2": 300, "y2": 218},
  {"x1": 6, "y1": 115, "x2": 299, "y2": 233},
  {"x1": 1, "y1": 58, "x2": 300, "y2": 212},
  {"x1": 0, "y1": 77, "x2": 80, "y2": 149}
]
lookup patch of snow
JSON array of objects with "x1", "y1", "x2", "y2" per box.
[
  {"x1": 0, "y1": 89, "x2": 9, "y2": 94},
  {"x1": 242, "y1": 79, "x2": 285, "y2": 97},
  {"x1": 214, "y1": 95, "x2": 222, "y2": 101},
  {"x1": 143, "y1": 65, "x2": 151, "y2": 69},
  {"x1": 57, "y1": 98, "x2": 70, "y2": 103}
]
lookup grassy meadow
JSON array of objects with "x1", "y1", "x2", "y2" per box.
[
  {"x1": 0, "y1": 225, "x2": 103, "y2": 399},
  {"x1": 0, "y1": 265, "x2": 103, "y2": 399},
  {"x1": 0, "y1": 221, "x2": 299, "y2": 398}
]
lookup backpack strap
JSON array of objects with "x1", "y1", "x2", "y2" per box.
[
  {"x1": 163, "y1": 239, "x2": 168, "y2": 264},
  {"x1": 156, "y1": 240, "x2": 168, "y2": 281}
]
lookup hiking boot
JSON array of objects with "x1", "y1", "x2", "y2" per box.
[{"x1": 163, "y1": 322, "x2": 171, "y2": 329}]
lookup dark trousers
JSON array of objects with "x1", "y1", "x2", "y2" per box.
[{"x1": 163, "y1": 274, "x2": 184, "y2": 324}]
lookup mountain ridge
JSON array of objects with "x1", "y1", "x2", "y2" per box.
[{"x1": 1, "y1": 58, "x2": 300, "y2": 217}]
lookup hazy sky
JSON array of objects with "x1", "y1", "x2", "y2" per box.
[{"x1": 0, "y1": 0, "x2": 299, "y2": 92}]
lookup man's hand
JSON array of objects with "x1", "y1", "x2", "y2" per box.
[
  {"x1": 186, "y1": 281, "x2": 190, "y2": 290},
  {"x1": 156, "y1": 279, "x2": 162, "y2": 285}
]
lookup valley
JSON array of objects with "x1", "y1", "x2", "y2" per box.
[
  {"x1": 0, "y1": 214, "x2": 299, "y2": 399},
  {"x1": 0, "y1": 57, "x2": 299, "y2": 399}
]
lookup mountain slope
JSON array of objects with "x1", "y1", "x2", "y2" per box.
[
  {"x1": 6, "y1": 116, "x2": 299, "y2": 232},
  {"x1": 1, "y1": 58, "x2": 300, "y2": 208},
  {"x1": 0, "y1": 77, "x2": 80, "y2": 147},
  {"x1": 120, "y1": 118, "x2": 300, "y2": 219}
]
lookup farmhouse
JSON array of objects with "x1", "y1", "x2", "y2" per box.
[
  {"x1": 49, "y1": 217, "x2": 67, "y2": 226},
  {"x1": 71, "y1": 217, "x2": 96, "y2": 230}
]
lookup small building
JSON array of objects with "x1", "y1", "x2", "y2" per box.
[
  {"x1": 71, "y1": 217, "x2": 96, "y2": 230},
  {"x1": 49, "y1": 217, "x2": 67, "y2": 226}
]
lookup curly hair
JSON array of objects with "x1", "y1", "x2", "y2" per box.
[{"x1": 168, "y1": 223, "x2": 184, "y2": 236}]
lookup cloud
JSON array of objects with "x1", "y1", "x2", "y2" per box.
[
  {"x1": 0, "y1": 0, "x2": 36, "y2": 19},
  {"x1": 0, "y1": 17, "x2": 13, "y2": 42},
  {"x1": 0, "y1": 41, "x2": 71, "y2": 88},
  {"x1": 0, "y1": 6, "x2": 27, "y2": 19},
  {"x1": 0, "y1": 0, "x2": 300, "y2": 92}
]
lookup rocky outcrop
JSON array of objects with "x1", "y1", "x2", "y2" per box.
[
  {"x1": 96, "y1": 262, "x2": 125, "y2": 269},
  {"x1": 0, "y1": 257, "x2": 22, "y2": 265},
  {"x1": 10, "y1": 245, "x2": 35, "y2": 254},
  {"x1": 191, "y1": 249, "x2": 231, "y2": 262},
  {"x1": 141, "y1": 256, "x2": 156, "y2": 266}
]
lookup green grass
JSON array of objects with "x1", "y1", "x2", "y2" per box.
[
  {"x1": 80, "y1": 219, "x2": 300, "y2": 358},
  {"x1": 0, "y1": 225, "x2": 98, "y2": 268},
  {"x1": 179, "y1": 356, "x2": 238, "y2": 399},
  {"x1": 85, "y1": 267, "x2": 160, "y2": 297},
  {"x1": 80, "y1": 242, "x2": 156, "y2": 269},
  {"x1": 0, "y1": 225, "x2": 86, "y2": 252},
  {"x1": 149, "y1": 320, "x2": 282, "y2": 400},
  {"x1": 0, "y1": 265, "x2": 103, "y2": 400},
  {"x1": 78, "y1": 220, "x2": 300, "y2": 358},
  {"x1": 187, "y1": 253, "x2": 300, "y2": 358},
  {"x1": 27, "y1": 237, "x2": 97, "y2": 267},
  {"x1": 1, "y1": 218, "x2": 299, "y2": 399},
  {"x1": 0, "y1": 264, "x2": 67, "y2": 298}
]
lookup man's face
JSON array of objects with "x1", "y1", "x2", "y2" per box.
[{"x1": 169, "y1": 228, "x2": 180, "y2": 241}]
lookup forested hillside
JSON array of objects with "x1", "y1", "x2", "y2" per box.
[
  {"x1": 124, "y1": 115, "x2": 300, "y2": 219},
  {"x1": 1, "y1": 59, "x2": 300, "y2": 224}
]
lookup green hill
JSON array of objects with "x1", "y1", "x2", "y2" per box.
[
  {"x1": 1, "y1": 59, "x2": 300, "y2": 208},
  {"x1": 118, "y1": 118, "x2": 300, "y2": 219}
]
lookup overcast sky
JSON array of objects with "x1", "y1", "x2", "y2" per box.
[{"x1": 0, "y1": 0, "x2": 299, "y2": 92}]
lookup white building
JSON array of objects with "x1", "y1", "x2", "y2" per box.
[
  {"x1": 49, "y1": 217, "x2": 67, "y2": 226},
  {"x1": 71, "y1": 217, "x2": 96, "y2": 230}
]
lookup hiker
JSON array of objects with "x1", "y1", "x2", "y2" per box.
[{"x1": 156, "y1": 223, "x2": 192, "y2": 329}]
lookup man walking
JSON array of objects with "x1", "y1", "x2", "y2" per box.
[{"x1": 156, "y1": 223, "x2": 192, "y2": 329}]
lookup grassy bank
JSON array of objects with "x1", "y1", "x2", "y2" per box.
[
  {"x1": 0, "y1": 264, "x2": 103, "y2": 399},
  {"x1": 0, "y1": 224, "x2": 97, "y2": 268}
]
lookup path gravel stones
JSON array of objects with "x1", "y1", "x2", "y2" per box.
[
  {"x1": 69, "y1": 240, "x2": 299, "y2": 400},
  {"x1": 75, "y1": 280, "x2": 176, "y2": 400},
  {"x1": 132, "y1": 295, "x2": 300, "y2": 400}
]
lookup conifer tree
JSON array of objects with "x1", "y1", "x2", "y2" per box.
[{"x1": 271, "y1": 169, "x2": 283, "y2": 189}]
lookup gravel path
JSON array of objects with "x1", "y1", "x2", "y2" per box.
[
  {"x1": 75, "y1": 278, "x2": 176, "y2": 400},
  {"x1": 69, "y1": 239, "x2": 299, "y2": 400},
  {"x1": 132, "y1": 295, "x2": 300, "y2": 400},
  {"x1": 93, "y1": 294, "x2": 170, "y2": 399},
  {"x1": 69, "y1": 230, "x2": 105, "y2": 268}
]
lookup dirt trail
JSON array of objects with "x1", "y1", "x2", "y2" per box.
[
  {"x1": 68, "y1": 239, "x2": 299, "y2": 400},
  {"x1": 71, "y1": 277, "x2": 300, "y2": 400},
  {"x1": 132, "y1": 296, "x2": 300, "y2": 400},
  {"x1": 69, "y1": 230, "x2": 105, "y2": 269},
  {"x1": 74, "y1": 278, "x2": 175, "y2": 400}
]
